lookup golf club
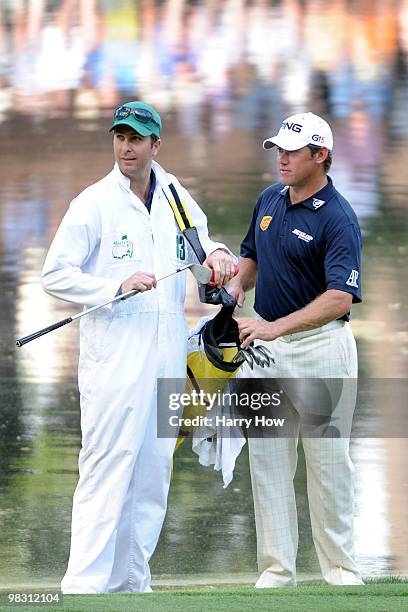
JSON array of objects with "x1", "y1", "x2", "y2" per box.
[
  {"x1": 233, "y1": 349, "x2": 254, "y2": 370},
  {"x1": 247, "y1": 345, "x2": 269, "y2": 368},
  {"x1": 232, "y1": 343, "x2": 274, "y2": 369},
  {"x1": 254, "y1": 345, "x2": 274, "y2": 366},
  {"x1": 16, "y1": 263, "x2": 212, "y2": 348}
]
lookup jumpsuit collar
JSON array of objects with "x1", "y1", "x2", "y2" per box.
[
  {"x1": 113, "y1": 161, "x2": 131, "y2": 192},
  {"x1": 113, "y1": 162, "x2": 153, "y2": 216}
]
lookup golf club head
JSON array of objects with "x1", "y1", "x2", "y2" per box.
[
  {"x1": 246, "y1": 345, "x2": 269, "y2": 368},
  {"x1": 231, "y1": 350, "x2": 246, "y2": 363},
  {"x1": 235, "y1": 349, "x2": 254, "y2": 370},
  {"x1": 245, "y1": 345, "x2": 260, "y2": 365},
  {"x1": 188, "y1": 264, "x2": 212, "y2": 284},
  {"x1": 250, "y1": 346, "x2": 270, "y2": 368},
  {"x1": 255, "y1": 345, "x2": 275, "y2": 365},
  {"x1": 238, "y1": 349, "x2": 254, "y2": 370}
]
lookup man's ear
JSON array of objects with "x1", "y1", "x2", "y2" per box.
[
  {"x1": 315, "y1": 147, "x2": 329, "y2": 165},
  {"x1": 152, "y1": 139, "x2": 161, "y2": 156}
]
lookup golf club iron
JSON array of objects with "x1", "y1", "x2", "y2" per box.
[
  {"x1": 246, "y1": 345, "x2": 269, "y2": 368},
  {"x1": 232, "y1": 344, "x2": 274, "y2": 369},
  {"x1": 255, "y1": 345, "x2": 275, "y2": 365},
  {"x1": 236, "y1": 349, "x2": 254, "y2": 370}
]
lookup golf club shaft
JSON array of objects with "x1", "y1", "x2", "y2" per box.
[
  {"x1": 16, "y1": 286, "x2": 139, "y2": 347},
  {"x1": 15, "y1": 264, "x2": 202, "y2": 348}
]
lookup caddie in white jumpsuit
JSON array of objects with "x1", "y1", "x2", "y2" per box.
[
  {"x1": 229, "y1": 113, "x2": 364, "y2": 587},
  {"x1": 41, "y1": 101, "x2": 236, "y2": 594}
]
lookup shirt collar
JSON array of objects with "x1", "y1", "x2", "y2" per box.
[
  {"x1": 113, "y1": 162, "x2": 156, "y2": 209},
  {"x1": 114, "y1": 161, "x2": 131, "y2": 192},
  {"x1": 281, "y1": 176, "x2": 335, "y2": 211}
]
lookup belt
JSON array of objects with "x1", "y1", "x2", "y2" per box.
[{"x1": 279, "y1": 320, "x2": 345, "y2": 343}]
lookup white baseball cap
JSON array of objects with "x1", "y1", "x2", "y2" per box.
[{"x1": 263, "y1": 112, "x2": 333, "y2": 151}]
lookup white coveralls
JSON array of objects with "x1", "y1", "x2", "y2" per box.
[{"x1": 41, "y1": 161, "x2": 228, "y2": 594}]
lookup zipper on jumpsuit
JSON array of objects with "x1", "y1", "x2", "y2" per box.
[{"x1": 126, "y1": 190, "x2": 165, "y2": 591}]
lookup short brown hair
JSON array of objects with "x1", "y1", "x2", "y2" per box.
[{"x1": 308, "y1": 145, "x2": 332, "y2": 172}]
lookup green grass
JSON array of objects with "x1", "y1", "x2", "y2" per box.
[{"x1": 0, "y1": 581, "x2": 407, "y2": 612}]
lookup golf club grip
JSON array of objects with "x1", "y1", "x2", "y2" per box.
[{"x1": 15, "y1": 317, "x2": 73, "y2": 347}]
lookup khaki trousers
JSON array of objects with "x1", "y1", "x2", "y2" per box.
[{"x1": 243, "y1": 320, "x2": 364, "y2": 587}]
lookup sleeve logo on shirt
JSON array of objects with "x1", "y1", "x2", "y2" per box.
[
  {"x1": 346, "y1": 270, "x2": 359, "y2": 288},
  {"x1": 260, "y1": 216, "x2": 273, "y2": 231},
  {"x1": 112, "y1": 235, "x2": 134, "y2": 260}
]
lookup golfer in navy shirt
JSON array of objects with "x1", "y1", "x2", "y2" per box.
[{"x1": 228, "y1": 112, "x2": 364, "y2": 588}]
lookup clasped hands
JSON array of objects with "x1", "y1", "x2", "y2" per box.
[{"x1": 120, "y1": 249, "x2": 237, "y2": 294}]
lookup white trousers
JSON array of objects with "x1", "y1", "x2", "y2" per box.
[{"x1": 243, "y1": 321, "x2": 364, "y2": 587}]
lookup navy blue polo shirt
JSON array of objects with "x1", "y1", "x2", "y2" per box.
[{"x1": 240, "y1": 177, "x2": 362, "y2": 322}]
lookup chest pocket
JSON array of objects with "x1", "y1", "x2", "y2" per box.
[{"x1": 285, "y1": 225, "x2": 319, "y2": 265}]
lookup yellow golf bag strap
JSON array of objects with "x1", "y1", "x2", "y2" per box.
[
  {"x1": 162, "y1": 182, "x2": 237, "y2": 309},
  {"x1": 161, "y1": 183, "x2": 207, "y2": 264}
]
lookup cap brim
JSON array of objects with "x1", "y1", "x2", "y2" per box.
[
  {"x1": 262, "y1": 138, "x2": 277, "y2": 150},
  {"x1": 263, "y1": 135, "x2": 308, "y2": 151},
  {"x1": 109, "y1": 119, "x2": 157, "y2": 137}
]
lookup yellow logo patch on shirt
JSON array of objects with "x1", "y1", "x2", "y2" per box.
[{"x1": 260, "y1": 216, "x2": 272, "y2": 231}]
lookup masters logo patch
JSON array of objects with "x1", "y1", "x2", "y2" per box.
[
  {"x1": 260, "y1": 216, "x2": 272, "y2": 231},
  {"x1": 112, "y1": 234, "x2": 134, "y2": 260}
]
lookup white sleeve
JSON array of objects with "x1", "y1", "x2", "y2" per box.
[
  {"x1": 41, "y1": 197, "x2": 119, "y2": 306},
  {"x1": 175, "y1": 180, "x2": 236, "y2": 260}
]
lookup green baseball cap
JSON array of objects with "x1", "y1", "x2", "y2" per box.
[{"x1": 109, "y1": 101, "x2": 162, "y2": 138}]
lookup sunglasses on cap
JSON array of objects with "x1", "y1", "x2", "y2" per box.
[{"x1": 113, "y1": 106, "x2": 160, "y2": 128}]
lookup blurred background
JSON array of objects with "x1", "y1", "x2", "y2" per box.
[{"x1": 0, "y1": 0, "x2": 407, "y2": 588}]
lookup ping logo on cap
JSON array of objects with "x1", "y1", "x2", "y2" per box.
[{"x1": 282, "y1": 122, "x2": 303, "y2": 133}]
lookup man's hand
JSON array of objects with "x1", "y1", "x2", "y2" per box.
[
  {"x1": 121, "y1": 271, "x2": 157, "y2": 294},
  {"x1": 226, "y1": 276, "x2": 245, "y2": 310},
  {"x1": 226, "y1": 256, "x2": 257, "y2": 311},
  {"x1": 238, "y1": 318, "x2": 280, "y2": 349},
  {"x1": 238, "y1": 290, "x2": 353, "y2": 347},
  {"x1": 204, "y1": 249, "x2": 238, "y2": 288}
]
